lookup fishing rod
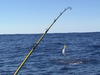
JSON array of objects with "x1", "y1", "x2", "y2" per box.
[{"x1": 14, "y1": 7, "x2": 72, "y2": 75}]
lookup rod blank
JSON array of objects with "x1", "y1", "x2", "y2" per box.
[{"x1": 14, "y1": 7, "x2": 71, "y2": 75}]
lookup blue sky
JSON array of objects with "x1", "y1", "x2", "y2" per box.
[{"x1": 0, "y1": 0, "x2": 100, "y2": 34}]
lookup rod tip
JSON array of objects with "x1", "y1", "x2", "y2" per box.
[{"x1": 65, "y1": 7, "x2": 72, "y2": 10}]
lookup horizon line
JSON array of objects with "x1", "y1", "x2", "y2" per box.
[{"x1": 0, "y1": 31, "x2": 100, "y2": 35}]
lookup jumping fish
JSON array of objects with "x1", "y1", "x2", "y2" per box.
[{"x1": 62, "y1": 45, "x2": 67, "y2": 56}]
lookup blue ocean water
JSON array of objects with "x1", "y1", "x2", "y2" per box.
[{"x1": 0, "y1": 33, "x2": 100, "y2": 75}]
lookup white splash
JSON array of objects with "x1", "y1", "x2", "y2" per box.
[{"x1": 69, "y1": 61, "x2": 83, "y2": 65}]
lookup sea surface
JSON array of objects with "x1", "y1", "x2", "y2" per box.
[{"x1": 0, "y1": 33, "x2": 100, "y2": 75}]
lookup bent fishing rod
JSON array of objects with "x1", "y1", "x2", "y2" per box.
[{"x1": 14, "y1": 7, "x2": 72, "y2": 75}]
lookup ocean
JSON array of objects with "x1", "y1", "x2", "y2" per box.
[{"x1": 0, "y1": 33, "x2": 100, "y2": 75}]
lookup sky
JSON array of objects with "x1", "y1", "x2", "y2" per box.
[{"x1": 0, "y1": 0, "x2": 100, "y2": 34}]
